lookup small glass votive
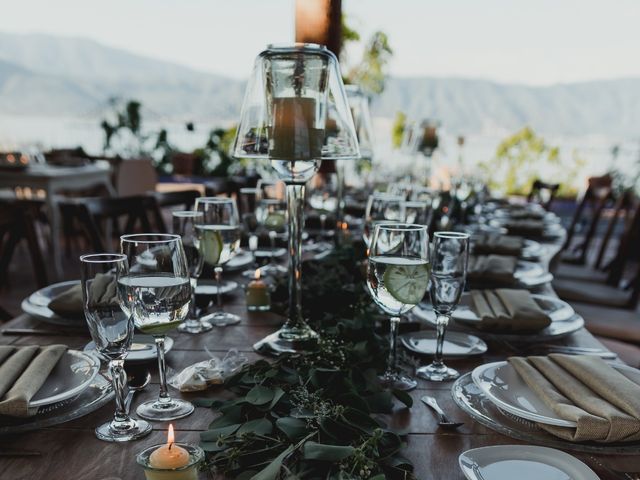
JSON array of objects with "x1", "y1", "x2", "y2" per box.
[
  {"x1": 136, "y1": 443, "x2": 204, "y2": 480},
  {"x1": 246, "y1": 270, "x2": 271, "y2": 312}
]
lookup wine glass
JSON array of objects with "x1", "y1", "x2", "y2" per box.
[
  {"x1": 233, "y1": 43, "x2": 359, "y2": 353},
  {"x1": 403, "y1": 200, "x2": 433, "y2": 227},
  {"x1": 417, "y1": 232, "x2": 469, "y2": 382},
  {"x1": 172, "y1": 210, "x2": 210, "y2": 334},
  {"x1": 363, "y1": 193, "x2": 405, "y2": 246},
  {"x1": 239, "y1": 187, "x2": 261, "y2": 278},
  {"x1": 195, "y1": 197, "x2": 241, "y2": 327},
  {"x1": 119, "y1": 234, "x2": 194, "y2": 421},
  {"x1": 367, "y1": 223, "x2": 430, "y2": 391},
  {"x1": 80, "y1": 253, "x2": 152, "y2": 442},
  {"x1": 256, "y1": 197, "x2": 288, "y2": 276}
]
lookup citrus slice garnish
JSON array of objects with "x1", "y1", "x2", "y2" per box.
[
  {"x1": 384, "y1": 263, "x2": 430, "y2": 305},
  {"x1": 264, "y1": 212, "x2": 286, "y2": 231},
  {"x1": 201, "y1": 229, "x2": 223, "y2": 265}
]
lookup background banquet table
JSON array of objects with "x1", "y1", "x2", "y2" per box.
[
  {"x1": 0, "y1": 238, "x2": 638, "y2": 480},
  {"x1": 0, "y1": 163, "x2": 115, "y2": 279}
]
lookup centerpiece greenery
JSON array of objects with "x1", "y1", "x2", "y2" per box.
[{"x1": 197, "y1": 245, "x2": 416, "y2": 480}]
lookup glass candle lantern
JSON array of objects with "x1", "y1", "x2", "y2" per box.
[{"x1": 233, "y1": 43, "x2": 359, "y2": 354}]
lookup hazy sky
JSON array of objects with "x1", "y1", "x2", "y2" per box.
[{"x1": 1, "y1": 0, "x2": 639, "y2": 85}]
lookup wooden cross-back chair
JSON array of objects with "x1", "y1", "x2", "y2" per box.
[
  {"x1": 61, "y1": 195, "x2": 158, "y2": 253},
  {"x1": 562, "y1": 174, "x2": 614, "y2": 265},
  {"x1": 527, "y1": 179, "x2": 560, "y2": 210},
  {"x1": 553, "y1": 194, "x2": 640, "y2": 310},
  {"x1": 0, "y1": 200, "x2": 48, "y2": 288}
]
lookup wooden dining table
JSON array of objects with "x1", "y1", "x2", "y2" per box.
[
  {"x1": 0, "y1": 162, "x2": 115, "y2": 279},
  {"x1": 0, "y1": 236, "x2": 638, "y2": 480}
]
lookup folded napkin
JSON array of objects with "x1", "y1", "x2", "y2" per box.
[
  {"x1": 504, "y1": 219, "x2": 545, "y2": 237},
  {"x1": 48, "y1": 274, "x2": 117, "y2": 317},
  {"x1": 467, "y1": 255, "x2": 518, "y2": 285},
  {"x1": 509, "y1": 354, "x2": 640, "y2": 443},
  {"x1": 473, "y1": 234, "x2": 524, "y2": 257},
  {"x1": 470, "y1": 289, "x2": 551, "y2": 332},
  {"x1": 505, "y1": 207, "x2": 545, "y2": 220},
  {"x1": 0, "y1": 345, "x2": 67, "y2": 417}
]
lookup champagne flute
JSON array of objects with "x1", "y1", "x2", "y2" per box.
[
  {"x1": 417, "y1": 232, "x2": 469, "y2": 382},
  {"x1": 363, "y1": 193, "x2": 405, "y2": 246},
  {"x1": 172, "y1": 210, "x2": 210, "y2": 334},
  {"x1": 119, "y1": 234, "x2": 194, "y2": 421},
  {"x1": 367, "y1": 223, "x2": 430, "y2": 390},
  {"x1": 80, "y1": 253, "x2": 152, "y2": 442},
  {"x1": 195, "y1": 197, "x2": 241, "y2": 326}
]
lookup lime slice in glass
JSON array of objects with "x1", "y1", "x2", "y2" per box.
[
  {"x1": 265, "y1": 212, "x2": 286, "y2": 231},
  {"x1": 201, "y1": 229, "x2": 223, "y2": 265},
  {"x1": 384, "y1": 263, "x2": 430, "y2": 305}
]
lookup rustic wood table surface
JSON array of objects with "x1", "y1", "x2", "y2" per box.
[{"x1": 0, "y1": 239, "x2": 638, "y2": 480}]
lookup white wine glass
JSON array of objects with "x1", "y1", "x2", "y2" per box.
[
  {"x1": 363, "y1": 193, "x2": 405, "y2": 247},
  {"x1": 417, "y1": 231, "x2": 469, "y2": 382},
  {"x1": 194, "y1": 197, "x2": 241, "y2": 327},
  {"x1": 119, "y1": 233, "x2": 194, "y2": 421},
  {"x1": 367, "y1": 223, "x2": 430, "y2": 391},
  {"x1": 172, "y1": 210, "x2": 210, "y2": 334},
  {"x1": 80, "y1": 253, "x2": 152, "y2": 442}
]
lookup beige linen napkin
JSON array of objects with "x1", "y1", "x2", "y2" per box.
[
  {"x1": 473, "y1": 234, "x2": 524, "y2": 256},
  {"x1": 504, "y1": 219, "x2": 545, "y2": 237},
  {"x1": 467, "y1": 255, "x2": 517, "y2": 284},
  {"x1": 508, "y1": 354, "x2": 640, "y2": 442},
  {"x1": 48, "y1": 274, "x2": 117, "y2": 317},
  {"x1": 471, "y1": 289, "x2": 551, "y2": 332},
  {"x1": 0, "y1": 345, "x2": 67, "y2": 417}
]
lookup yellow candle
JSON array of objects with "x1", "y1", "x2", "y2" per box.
[
  {"x1": 269, "y1": 97, "x2": 324, "y2": 160},
  {"x1": 246, "y1": 270, "x2": 271, "y2": 311},
  {"x1": 149, "y1": 424, "x2": 190, "y2": 470}
]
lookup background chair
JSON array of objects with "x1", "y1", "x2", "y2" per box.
[{"x1": 527, "y1": 179, "x2": 560, "y2": 210}]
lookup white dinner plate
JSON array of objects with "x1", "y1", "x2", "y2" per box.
[
  {"x1": 225, "y1": 250, "x2": 254, "y2": 271},
  {"x1": 195, "y1": 280, "x2": 238, "y2": 295},
  {"x1": 254, "y1": 248, "x2": 287, "y2": 259},
  {"x1": 30, "y1": 350, "x2": 100, "y2": 408},
  {"x1": 21, "y1": 280, "x2": 86, "y2": 327},
  {"x1": 401, "y1": 331, "x2": 487, "y2": 358},
  {"x1": 521, "y1": 239, "x2": 544, "y2": 260},
  {"x1": 83, "y1": 334, "x2": 174, "y2": 363},
  {"x1": 459, "y1": 445, "x2": 600, "y2": 480},
  {"x1": 471, "y1": 361, "x2": 640, "y2": 428},
  {"x1": 452, "y1": 293, "x2": 575, "y2": 325}
]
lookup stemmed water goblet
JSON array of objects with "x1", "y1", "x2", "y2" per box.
[
  {"x1": 172, "y1": 210, "x2": 210, "y2": 334},
  {"x1": 367, "y1": 223, "x2": 430, "y2": 391},
  {"x1": 417, "y1": 232, "x2": 470, "y2": 381},
  {"x1": 363, "y1": 193, "x2": 405, "y2": 246},
  {"x1": 239, "y1": 187, "x2": 261, "y2": 277},
  {"x1": 80, "y1": 253, "x2": 152, "y2": 441},
  {"x1": 195, "y1": 197, "x2": 241, "y2": 327},
  {"x1": 118, "y1": 234, "x2": 194, "y2": 421}
]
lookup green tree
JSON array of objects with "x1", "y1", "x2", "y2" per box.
[
  {"x1": 391, "y1": 111, "x2": 407, "y2": 149},
  {"x1": 481, "y1": 126, "x2": 560, "y2": 195}
]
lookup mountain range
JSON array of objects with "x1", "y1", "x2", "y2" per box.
[{"x1": 1, "y1": 32, "x2": 639, "y2": 137}]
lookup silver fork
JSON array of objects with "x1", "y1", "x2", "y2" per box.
[{"x1": 420, "y1": 395, "x2": 464, "y2": 429}]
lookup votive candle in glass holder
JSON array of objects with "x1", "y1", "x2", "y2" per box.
[
  {"x1": 136, "y1": 425, "x2": 204, "y2": 480},
  {"x1": 246, "y1": 269, "x2": 271, "y2": 311}
]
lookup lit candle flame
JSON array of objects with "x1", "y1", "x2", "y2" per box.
[
  {"x1": 167, "y1": 423, "x2": 175, "y2": 446},
  {"x1": 254, "y1": 269, "x2": 261, "y2": 280}
]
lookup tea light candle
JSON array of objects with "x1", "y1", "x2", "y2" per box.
[
  {"x1": 269, "y1": 97, "x2": 324, "y2": 160},
  {"x1": 149, "y1": 424, "x2": 190, "y2": 470},
  {"x1": 246, "y1": 270, "x2": 270, "y2": 311}
]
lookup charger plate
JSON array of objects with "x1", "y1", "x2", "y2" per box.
[
  {"x1": 451, "y1": 372, "x2": 640, "y2": 454},
  {"x1": 0, "y1": 373, "x2": 113, "y2": 435}
]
